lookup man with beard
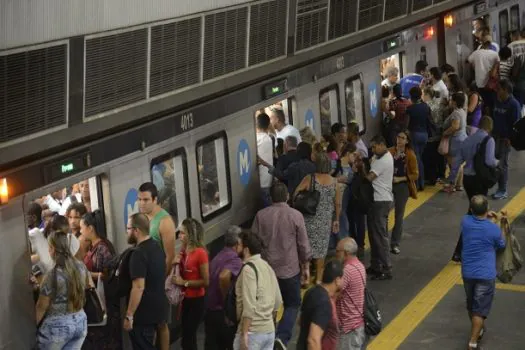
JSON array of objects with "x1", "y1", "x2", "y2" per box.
[{"x1": 124, "y1": 213, "x2": 169, "y2": 350}]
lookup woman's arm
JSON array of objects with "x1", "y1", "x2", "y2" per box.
[
  {"x1": 293, "y1": 175, "x2": 312, "y2": 199},
  {"x1": 468, "y1": 93, "x2": 478, "y2": 113},
  {"x1": 35, "y1": 295, "x2": 50, "y2": 324},
  {"x1": 443, "y1": 117, "x2": 460, "y2": 136}
]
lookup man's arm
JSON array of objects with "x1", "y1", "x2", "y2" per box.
[
  {"x1": 159, "y1": 216, "x2": 176, "y2": 276},
  {"x1": 219, "y1": 269, "x2": 233, "y2": 300},
  {"x1": 126, "y1": 278, "x2": 145, "y2": 318},
  {"x1": 307, "y1": 323, "x2": 325, "y2": 350}
]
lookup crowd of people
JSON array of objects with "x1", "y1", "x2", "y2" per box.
[{"x1": 24, "y1": 19, "x2": 520, "y2": 350}]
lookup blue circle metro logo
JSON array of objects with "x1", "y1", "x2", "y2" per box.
[
  {"x1": 237, "y1": 139, "x2": 251, "y2": 186},
  {"x1": 123, "y1": 188, "x2": 138, "y2": 228},
  {"x1": 368, "y1": 82, "x2": 378, "y2": 118}
]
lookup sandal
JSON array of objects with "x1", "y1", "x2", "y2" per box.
[
  {"x1": 441, "y1": 185, "x2": 455, "y2": 193},
  {"x1": 455, "y1": 186, "x2": 464, "y2": 192}
]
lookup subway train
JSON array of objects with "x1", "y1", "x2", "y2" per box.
[{"x1": 1, "y1": 0, "x2": 524, "y2": 348}]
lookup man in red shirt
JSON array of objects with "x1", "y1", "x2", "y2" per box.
[{"x1": 335, "y1": 238, "x2": 367, "y2": 349}]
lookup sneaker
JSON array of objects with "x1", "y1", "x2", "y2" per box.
[
  {"x1": 391, "y1": 245, "x2": 401, "y2": 254},
  {"x1": 492, "y1": 191, "x2": 508, "y2": 200},
  {"x1": 274, "y1": 338, "x2": 287, "y2": 350}
]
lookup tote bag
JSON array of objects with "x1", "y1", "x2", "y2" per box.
[
  {"x1": 165, "y1": 263, "x2": 185, "y2": 305},
  {"x1": 86, "y1": 275, "x2": 107, "y2": 327}
]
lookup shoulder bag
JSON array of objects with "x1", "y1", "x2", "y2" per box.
[
  {"x1": 165, "y1": 263, "x2": 185, "y2": 306},
  {"x1": 347, "y1": 265, "x2": 382, "y2": 336},
  {"x1": 293, "y1": 174, "x2": 320, "y2": 216}
]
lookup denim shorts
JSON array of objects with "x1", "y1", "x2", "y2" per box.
[
  {"x1": 463, "y1": 278, "x2": 496, "y2": 318},
  {"x1": 233, "y1": 332, "x2": 275, "y2": 350},
  {"x1": 37, "y1": 310, "x2": 87, "y2": 350}
]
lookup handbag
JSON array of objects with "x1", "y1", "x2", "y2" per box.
[
  {"x1": 347, "y1": 265, "x2": 382, "y2": 336},
  {"x1": 438, "y1": 136, "x2": 449, "y2": 155},
  {"x1": 293, "y1": 174, "x2": 320, "y2": 216},
  {"x1": 165, "y1": 263, "x2": 185, "y2": 305},
  {"x1": 84, "y1": 274, "x2": 105, "y2": 324}
]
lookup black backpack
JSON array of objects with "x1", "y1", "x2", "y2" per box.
[
  {"x1": 224, "y1": 262, "x2": 258, "y2": 325},
  {"x1": 474, "y1": 135, "x2": 500, "y2": 188},
  {"x1": 351, "y1": 171, "x2": 374, "y2": 214},
  {"x1": 510, "y1": 117, "x2": 525, "y2": 151},
  {"x1": 105, "y1": 247, "x2": 135, "y2": 299},
  {"x1": 347, "y1": 265, "x2": 382, "y2": 336}
]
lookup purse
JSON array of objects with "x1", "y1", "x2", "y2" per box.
[
  {"x1": 438, "y1": 137, "x2": 449, "y2": 156},
  {"x1": 165, "y1": 263, "x2": 185, "y2": 305},
  {"x1": 293, "y1": 174, "x2": 320, "y2": 216},
  {"x1": 84, "y1": 273, "x2": 105, "y2": 324}
]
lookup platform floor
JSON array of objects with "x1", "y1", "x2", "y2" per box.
[{"x1": 172, "y1": 151, "x2": 525, "y2": 350}]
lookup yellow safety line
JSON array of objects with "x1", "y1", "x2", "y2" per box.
[
  {"x1": 368, "y1": 186, "x2": 525, "y2": 350},
  {"x1": 456, "y1": 280, "x2": 525, "y2": 293}
]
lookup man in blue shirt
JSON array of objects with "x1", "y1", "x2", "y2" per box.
[
  {"x1": 451, "y1": 116, "x2": 499, "y2": 262},
  {"x1": 399, "y1": 60, "x2": 428, "y2": 99},
  {"x1": 492, "y1": 79, "x2": 520, "y2": 199},
  {"x1": 461, "y1": 195, "x2": 506, "y2": 350}
]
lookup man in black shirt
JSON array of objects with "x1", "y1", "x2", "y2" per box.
[
  {"x1": 297, "y1": 260, "x2": 343, "y2": 350},
  {"x1": 124, "y1": 213, "x2": 169, "y2": 349}
]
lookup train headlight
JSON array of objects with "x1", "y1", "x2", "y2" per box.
[{"x1": 0, "y1": 178, "x2": 8, "y2": 204}]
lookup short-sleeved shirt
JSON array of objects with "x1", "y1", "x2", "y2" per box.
[
  {"x1": 370, "y1": 151, "x2": 394, "y2": 202},
  {"x1": 207, "y1": 248, "x2": 243, "y2": 311},
  {"x1": 432, "y1": 80, "x2": 449, "y2": 100},
  {"x1": 181, "y1": 247, "x2": 209, "y2": 298},
  {"x1": 129, "y1": 238, "x2": 168, "y2": 325},
  {"x1": 297, "y1": 285, "x2": 332, "y2": 350},
  {"x1": 276, "y1": 124, "x2": 302, "y2": 143},
  {"x1": 389, "y1": 98, "x2": 412, "y2": 129},
  {"x1": 468, "y1": 49, "x2": 500, "y2": 88},
  {"x1": 322, "y1": 297, "x2": 339, "y2": 350},
  {"x1": 407, "y1": 102, "x2": 431, "y2": 133},
  {"x1": 400, "y1": 74, "x2": 424, "y2": 99},
  {"x1": 40, "y1": 260, "x2": 89, "y2": 317}
]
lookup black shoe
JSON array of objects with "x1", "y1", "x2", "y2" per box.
[
  {"x1": 391, "y1": 245, "x2": 401, "y2": 254},
  {"x1": 451, "y1": 253, "x2": 461, "y2": 263},
  {"x1": 371, "y1": 272, "x2": 393, "y2": 280},
  {"x1": 366, "y1": 266, "x2": 380, "y2": 275}
]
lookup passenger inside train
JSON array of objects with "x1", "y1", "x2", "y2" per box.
[{"x1": 14, "y1": 7, "x2": 525, "y2": 350}]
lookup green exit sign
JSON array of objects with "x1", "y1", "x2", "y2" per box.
[
  {"x1": 271, "y1": 86, "x2": 281, "y2": 94},
  {"x1": 263, "y1": 78, "x2": 288, "y2": 99},
  {"x1": 61, "y1": 163, "x2": 74, "y2": 174},
  {"x1": 383, "y1": 36, "x2": 401, "y2": 52}
]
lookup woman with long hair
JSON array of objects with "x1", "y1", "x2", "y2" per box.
[
  {"x1": 173, "y1": 218, "x2": 209, "y2": 350},
  {"x1": 80, "y1": 210, "x2": 121, "y2": 349},
  {"x1": 388, "y1": 130, "x2": 419, "y2": 254},
  {"x1": 35, "y1": 230, "x2": 92, "y2": 349}
]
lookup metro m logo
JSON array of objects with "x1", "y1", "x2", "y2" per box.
[
  {"x1": 239, "y1": 148, "x2": 250, "y2": 176},
  {"x1": 368, "y1": 82, "x2": 378, "y2": 117},
  {"x1": 237, "y1": 139, "x2": 251, "y2": 186}
]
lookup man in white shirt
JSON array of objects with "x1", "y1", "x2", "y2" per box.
[
  {"x1": 269, "y1": 108, "x2": 301, "y2": 143},
  {"x1": 256, "y1": 113, "x2": 275, "y2": 207},
  {"x1": 381, "y1": 66, "x2": 399, "y2": 92},
  {"x1": 363, "y1": 135, "x2": 394, "y2": 280},
  {"x1": 468, "y1": 41, "x2": 500, "y2": 113},
  {"x1": 429, "y1": 67, "x2": 449, "y2": 103}
]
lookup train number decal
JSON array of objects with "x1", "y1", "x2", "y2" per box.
[{"x1": 180, "y1": 112, "x2": 194, "y2": 131}]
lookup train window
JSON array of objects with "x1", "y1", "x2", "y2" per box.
[
  {"x1": 319, "y1": 87, "x2": 340, "y2": 136},
  {"x1": 345, "y1": 76, "x2": 366, "y2": 133},
  {"x1": 510, "y1": 5, "x2": 520, "y2": 31},
  {"x1": 196, "y1": 132, "x2": 231, "y2": 220},
  {"x1": 499, "y1": 10, "x2": 509, "y2": 47},
  {"x1": 150, "y1": 149, "x2": 190, "y2": 227}
]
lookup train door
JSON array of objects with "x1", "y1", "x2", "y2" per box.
[
  {"x1": 380, "y1": 52, "x2": 406, "y2": 83},
  {"x1": 510, "y1": 5, "x2": 520, "y2": 32}
]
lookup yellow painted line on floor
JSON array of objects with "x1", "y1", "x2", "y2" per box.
[
  {"x1": 368, "y1": 186, "x2": 525, "y2": 350},
  {"x1": 457, "y1": 280, "x2": 525, "y2": 293},
  {"x1": 364, "y1": 185, "x2": 442, "y2": 249}
]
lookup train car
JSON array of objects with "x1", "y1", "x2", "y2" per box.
[{"x1": 1, "y1": 0, "x2": 524, "y2": 348}]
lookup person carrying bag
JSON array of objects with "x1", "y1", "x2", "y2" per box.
[
  {"x1": 293, "y1": 174, "x2": 321, "y2": 216},
  {"x1": 496, "y1": 216, "x2": 523, "y2": 283}
]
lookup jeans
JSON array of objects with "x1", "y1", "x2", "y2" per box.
[
  {"x1": 336, "y1": 326, "x2": 367, "y2": 350},
  {"x1": 411, "y1": 131, "x2": 428, "y2": 190},
  {"x1": 463, "y1": 278, "x2": 496, "y2": 318},
  {"x1": 494, "y1": 136, "x2": 511, "y2": 193},
  {"x1": 129, "y1": 324, "x2": 157, "y2": 350},
  {"x1": 391, "y1": 182, "x2": 410, "y2": 247},
  {"x1": 452, "y1": 175, "x2": 489, "y2": 258},
  {"x1": 181, "y1": 297, "x2": 206, "y2": 350},
  {"x1": 37, "y1": 310, "x2": 87, "y2": 350},
  {"x1": 276, "y1": 273, "x2": 301, "y2": 344},
  {"x1": 233, "y1": 332, "x2": 275, "y2": 350},
  {"x1": 348, "y1": 198, "x2": 366, "y2": 249},
  {"x1": 204, "y1": 310, "x2": 236, "y2": 350},
  {"x1": 367, "y1": 201, "x2": 392, "y2": 272},
  {"x1": 448, "y1": 136, "x2": 466, "y2": 184}
]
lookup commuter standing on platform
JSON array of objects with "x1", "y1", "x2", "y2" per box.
[{"x1": 460, "y1": 196, "x2": 505, "y2": 350}]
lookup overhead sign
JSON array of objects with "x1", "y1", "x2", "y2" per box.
[
  {"x1": 305, "y1": 109, "x2": 315, "y2": 130},
  {"x1": 237, "y1": 139, "x2": 251, "y2": 186},
  {"x1": 263, "y1": 78, "x2": 288, "y2": 99},
  {"x1": 383, "y1": 36, "x2": 401, "y2": 52},
  {"x1": 368, "y1": 82, "x2": 378, "y2": 118},
  {"x1": 123, "y1": 188, "x2": 138, "y2": 227},
  {"x1": 43, "y1": 151, "x2": 90, "y2": 184}
]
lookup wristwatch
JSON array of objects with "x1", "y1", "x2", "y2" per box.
[
  {"x1": 184, "y1": 281, "x2": 190, "y2": 288},
  {"x1": 126, "y1": 315, "x2": 133, "y2": 322}
]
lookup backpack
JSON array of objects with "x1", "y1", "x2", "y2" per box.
[
  {"x1": 351, "y1": 172, "x2": 374, "y2": 214},
  {"x1": 224, "y1": 262, "x2": 258, "y2": 326},
  {"x1": 510, "y1": 116, "x2": 525, "y2": 151},
  {"x1": 105, "y1": 247, "x2": 135, "y2": 298},
  {"x1": 474, "y1": 135, "x2": 500, "y2": 188},
  {"x1": 347, "y1": 265, "x2": 382, "y2": 336}
]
